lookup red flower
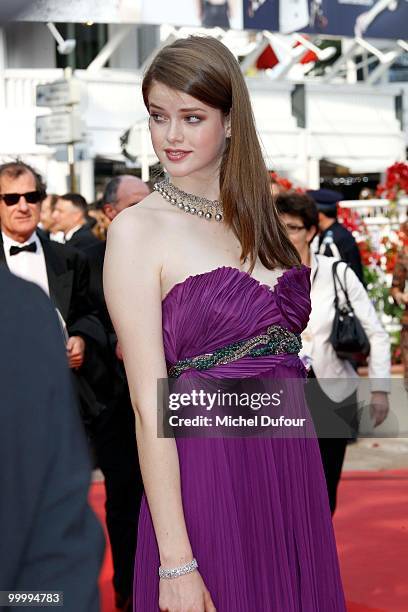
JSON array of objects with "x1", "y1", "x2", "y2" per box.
[
  {"x1": 385, "y1": 252, "x2": 398, "y2": 273},
  {"x1": 377, "y1": 161, "x2": 408, "y2": 200},
  {"x1": 270, "y1": 172, "x2": 293, "y2": 192}
]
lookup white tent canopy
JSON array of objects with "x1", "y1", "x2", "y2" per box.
[{"x1": 305, "y1": 82, "x2": 405, "y2": 174}]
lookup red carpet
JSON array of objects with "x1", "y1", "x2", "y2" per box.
[
  {"x1": 90, "y1": 469, "x2": 408, "y2": 612},
  {"x1": 333, "y1": 470, "x2": 408, "y2": 612},
  {"x1": 90, "y1": 483, "x2": 115, "y2": 612}
]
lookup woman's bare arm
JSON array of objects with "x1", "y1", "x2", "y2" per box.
[{"x1": 103, "y1": 207, "x2": 193, "y2": 567}]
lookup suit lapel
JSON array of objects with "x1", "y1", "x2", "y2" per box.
[
  {"x1": 67, "y1": 225, "x2": 85, "y2": 247},
  {"x1": 0, "y1": 234, "x2": 7, "y2": 267},
  {"x1": 40, "y1": 236, "x2": 73, "y2": 321},
  {"x1": 0, "y1": 233, "x2": 73, "y2": 321}
]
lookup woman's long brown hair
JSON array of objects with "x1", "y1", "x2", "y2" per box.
[{"x1": 142, "y1": 36, "x2": 301, "y2": 271}]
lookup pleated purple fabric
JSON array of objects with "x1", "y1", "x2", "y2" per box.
[{"x1": 134, "y1": 266, "x2": 346, "y2": 611}]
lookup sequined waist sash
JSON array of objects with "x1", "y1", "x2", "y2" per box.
[{"x1": 168, "y1": 324, "x2": 302, "y2": 378}]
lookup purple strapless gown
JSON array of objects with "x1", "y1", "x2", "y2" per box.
[{"x1": 134, "y1": 266, "x2": 346, "y2": 611}]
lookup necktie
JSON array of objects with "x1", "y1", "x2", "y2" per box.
[{"x1": 9, "y1": 242, "x2": 37, "y2": 256}]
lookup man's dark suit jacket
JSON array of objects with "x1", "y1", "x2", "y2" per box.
[
  {"x1": 85, "y1": 240, "x2": 128, "y2": 392},
  {"x1": 0, "y1": 232, "x2": 97, "y2": 338},
  {"x1": 0, "y1": 232, "x2": 110, "y2": 423},
  {"x1": 0, "y1": 267, "x2": 104, "y2": 611},
  {"x1": 85, "y1": 240, "x2": 111, "y2": 331},
  {"x1": 65, "y1": 225, "x2": 100, "y2": 251}
]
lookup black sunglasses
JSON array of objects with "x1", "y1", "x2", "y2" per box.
[{"x1": 0, "y1": 191, "x2": 44, "y2": 206}]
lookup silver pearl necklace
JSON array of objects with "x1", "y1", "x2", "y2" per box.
[{"x1": 153, "y1": 178, "x2": 223, "y2": 222}]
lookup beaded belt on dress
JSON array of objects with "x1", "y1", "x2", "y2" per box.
[{"x1": 168, "y1": 324, "x2": 302, "y2": 378}]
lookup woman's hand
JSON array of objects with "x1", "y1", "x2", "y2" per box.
[
  {"x1": 159, "y1": 571, "x2": 216, "y2": 612},
  {"x1": 370, "y1": 391, "x2": 389, "y2": 427}
]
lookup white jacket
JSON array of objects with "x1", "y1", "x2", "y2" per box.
[{"x1": 300, "y1": 252, "x2": 391, "y2": 402}]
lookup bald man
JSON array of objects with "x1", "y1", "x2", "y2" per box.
[{"x1": 102, "y1": 175, "x2": 150, "y2": 221}]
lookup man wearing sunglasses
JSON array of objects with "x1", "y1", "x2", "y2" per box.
[
  {"x1": 0, "y1": 160, "x2": 107, "y2": 405},
  {"x1": 0, "y1": 163, "x2": 52, "y2": 296}
]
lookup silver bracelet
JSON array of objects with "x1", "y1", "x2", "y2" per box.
[{"x1": 158, "y1": 558, "x2": 198, "y2": 580}]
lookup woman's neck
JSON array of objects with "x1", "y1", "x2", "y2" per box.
[{"x1": 170, "y1": 174, "x2": 220, "y2": 202}]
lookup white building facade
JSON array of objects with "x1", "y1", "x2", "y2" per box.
[{"x1": 0, "y1": 19, "x2": 406, "y2": 200}]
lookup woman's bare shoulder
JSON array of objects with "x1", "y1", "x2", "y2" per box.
[{"x1": 108, "y1": 192, "x2": 168, "y2": 246}]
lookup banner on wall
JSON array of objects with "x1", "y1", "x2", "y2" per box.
[
  {"x1": 15, "y1": 0, "x2": 408, "y2": 39},
  {"x1": 244, "y1": 0, "x2": 408, "y2": 39},
  {"x1": 16, "y1": 0, "x2": 244, "y2": 30}
]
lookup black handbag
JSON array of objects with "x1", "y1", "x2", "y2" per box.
[{"x1": 329, "y1": 260, "x2": 370, "y2": 362}]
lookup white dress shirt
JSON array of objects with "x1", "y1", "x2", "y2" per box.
[
  {"x1": 300, "y1": 250, "x2": 391, "y2": 402},
  {"x1": 64, "y1": 224, "x2": 83, "y2": 242},
  {"x1": 2, "y1": 231, "x2": 50, "y2": 296},
  {"x1": 50, "y1": 231, "x2": 65, "y2": 243}
]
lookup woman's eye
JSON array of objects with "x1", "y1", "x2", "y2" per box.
[
  {"x1": 150, "y1": 113, "x2": 166, "y2": 123},
  {"x1": 185, "y1": 115, "x2": 201, "y2": 124}
]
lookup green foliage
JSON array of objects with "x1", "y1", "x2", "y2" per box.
[
  {"x1": 364, "y1": 265, "x2": 404, "y2": 320},
  {"x1": 363, "y1": 264, "x2": 404, "y2": 364}
]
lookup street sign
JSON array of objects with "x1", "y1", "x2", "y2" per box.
[
  {"x1": 35, "y1": 112, "x2": 85, "y2": 145},
  {"x1": 36, "y1": 79, "x2": 81, "y2": 108}
]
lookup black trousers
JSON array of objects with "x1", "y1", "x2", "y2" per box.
[
  {"x1": 91, "y1": 390, "x2": 143, "y2": 600},
  {"x1": 305, "y1": 372, "x2": 358, "y2": 515},
  {"x1": 316, "y1": 436, "x2": 348, "y2": 515}
]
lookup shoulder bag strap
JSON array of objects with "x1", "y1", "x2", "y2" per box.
[
  {"x1": 332, "y1": 261, "x2": 354, "y2": 311},
  {"x1": 332, "y1": 260, "x2": 341, "y2": 309}
]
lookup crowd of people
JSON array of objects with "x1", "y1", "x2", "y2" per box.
[
  {"x1": 0, "y1": 162, "x2": 150, "y2": 612},
  {"x1": 0, "y1": 34, "x2": 406, "y2": 612}
]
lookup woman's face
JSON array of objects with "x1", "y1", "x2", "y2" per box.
[
  {"x1": 147, "y1": 81, "x2": 229, "y2": 182},
  {"x1": 279, "y1": 213, "x2": 315, "y2": 254}
]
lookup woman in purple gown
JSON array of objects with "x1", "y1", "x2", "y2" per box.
[{"x1": 104, "y1": 36, "x2": 346, "y2": 612}]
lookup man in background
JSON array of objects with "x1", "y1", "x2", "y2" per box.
[
  {"x1": 38, "y1": 193, "x2": 65, "y2": 242},
  {"x1": 0, "y1": 162, "x2": 94, "y2": 366},
  {"x1": 0, "y1": 266, "x2": 104, "y2": 611},
  {"x1": 102, "y1": 174, "x2": 150, "y2": 221},
  {"x1": 0, "y1": 160, "x2": 109, "y2": 436},
  {"x1": 52, "y1": 192, "x2": 100, "y2": 249},
  {"x1": 84, "y1": 174, "x2": 149, "y2": 611},
  {"x1": 308, "y1": 188, "x2": 365, "y2": 283}
]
